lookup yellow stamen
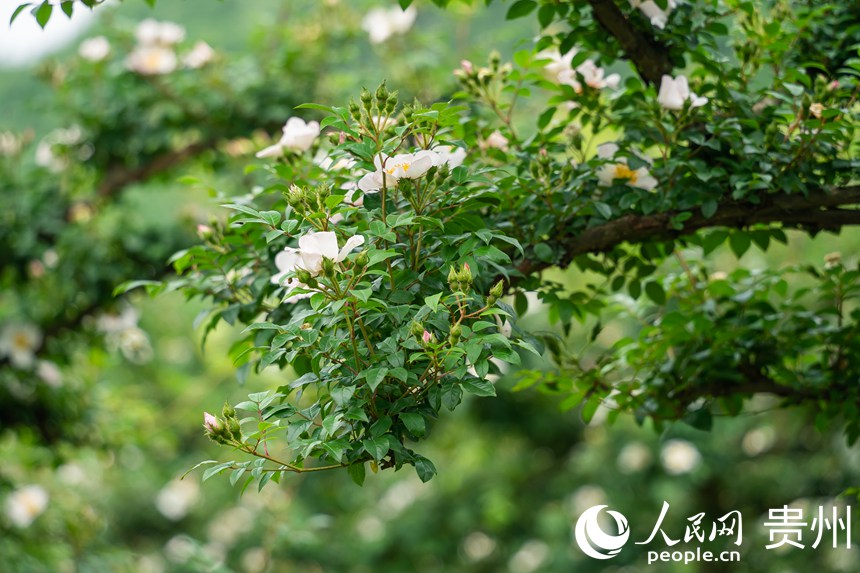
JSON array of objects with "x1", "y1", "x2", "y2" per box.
[{"x1": 614, "y1": 164, "x2": 638, "y2": 184}]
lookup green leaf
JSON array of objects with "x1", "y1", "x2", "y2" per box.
[
  {"x1": 34, "y1": 1, "x2": 52, "y2": 28},
  {"x1": 729, "y1": 232, "x2": 752, "y2": 258},
  {"x1": 347, "y1": 462, "x2": 366, "y2": 486},
  {"x1": 400, "y1": 412, "x2": 425, "y2": 437},
  {"x1": 60, "y1": 1, "x2": 73, "y2": 18},
  {"x1": 365, "y1": 367, "x2": 388, "y2": 392},
  {"x1": 11, "y1": 3, "x2": 32, "y2": 24},
  {"x1": 363, "y1": 436, "x2": 389, "y2": 461},
  {"x1": 644, "y1": 281, "x2": 666, "y2": 305},
  {"x1": 462, "y1": 378, "x2": 496, "y2": 397},
  {"x1": 424, "y1": 292, "x2": 443, "y2": 312},
  {"x1": 414, "y1": 456, "x2": 437, "y2": 482},
  {"x1": 506, "y1": 0, "x2": 536, "y2": 20}
]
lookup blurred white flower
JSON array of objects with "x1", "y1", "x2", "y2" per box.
[
  {"x1": 0, "y1": 322, "x2": 42, "y2": 368},
  {"x1": 630, "y1": 0, "x2": 677, "y2": 29},
  {"x1": 135, "y1": 19, "x2": 186, "y2": 46},
  {"x1": 57, "y1": 463, "x2": 87, "y2": 486},
  {"x1": 0, "y1": 131, "x2": 22, "y2": 156},
  {"x1": 509, "y1": 540, "x2": 550, "y2": 573},
  {"x1": 117, "y1": 327, "x2": 154, "y2": 364},
  {"x1": 273, "y1": 231, "x2": 364, "y2": 281},
  {"x1": 240, "y1": 547, "x2": 269, "y2": 573},
  {"x1": 657, "y1": 74, "x2": 708, "y2": 111},
  {"x1": 36, "y1": 360, "x2": 63, "y2": 387},
  {"x1": 164, "y1": 535, "x2": 196, "y2": 563},
  {"x1": 5, "y1": 485, "x2": 49, "y2": 528},
  {"x1": 569, "y1": 484, "x2": 606, "y2": 515},
  {"x1": 34, "y1": 126, "x2": 84, "y2": 172},
  {"x1": 358, "y1": 150, "x2": 438, "y2": 192},
  {"x1": 742, "y1": 426, "x2": 776, "y2": 456},
  {"x1": 660, "y1": 439, "x2": 701, "y2": 474},
  {"x1": 809, "y1": 102, "x2": 824, "y2": 119},
  {"x1": 576, "y1": 59, "x2": 620, "y2": 90},
  {"x1": 596, "y1": 142, "x2": 658, "y2": 190},
  {"x1": 126, "y1": 45, "x2": 178, "y2": 75},
  {"x1": 78, "y1": 36, "x2": 110, "y2": 61},
  {"x1": 462, "y1": 531, "x2": 496, "y2": 562},
  {"x1": 482, "y1": 130, "x2": 509, "y2": 152},
  {"x1": 96, "y1": 306, "x2": 139, "y2": 334},
  {"x1": 256, "y1": 117, "x2": 321, "y2": 157},
  {"x1": 617, "y1": 442, "x2": 652, "y2": 473},
  {"x1": 182, "y1": 41, "x2": 215, "y2": 69},
  {"x1": 361, "y1": 5, "x2": 417, "y2": 44},
  {"x1": 155, "y1": 479, "x2": 199, "y2": 521}
]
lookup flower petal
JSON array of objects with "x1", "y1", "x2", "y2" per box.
[{"x1": 336, "y1": 235, "x2": 366, "y2": 262}]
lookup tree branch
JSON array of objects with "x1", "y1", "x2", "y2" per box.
[
  {"x1": 586, "y1": 0, "x2": 674, "y2": 85},
  {"x1": 98, "y1": 140, "x2": 216, "y2": 197},
  {"x1": 514, "y1": 185, "x2": 860, "y2": 279}
]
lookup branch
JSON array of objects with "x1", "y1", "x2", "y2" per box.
[
  {"x1": 586, "y1": 0, "x2": 674, "y2": 85},
  {"x1": 97, "y1": 140, "x2": 216, "y2": 197},
  {"x1": 514, "y1": 185, "x2": 860, "y2": 279}
]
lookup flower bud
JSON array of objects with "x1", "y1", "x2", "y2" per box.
[
  {"x1": 227, "y1": 416, "x2": 242, "y2": 440},
  {"x1": 458, "y1": 263, "x2": 473, "y2": 286},
  {"x1": 354, "y1": 250, "x2": 369, "y2": 269},
  {"x1": 197, "y1": 224, "x2": 213, "y2": 240},
  {"x1": 321, "y1": 257, "x2": 336, "y2": 277},
  {"x1": 490, "y1": 280, "x2": 504, "y2": 299},
  {"x1": 222, "y1": 402, "x2": 235, "y2": 419},
  {"x1": 422, "y1": 330, "x2": 432, "y2": 344},
  {"x1": 203, "y1": 412, "x2": 220, "y2": 433},
  {"x1": 449, "y1": 324, "x2": 462, "y2": 344},
  {"x1": 447, "y1": 266, "x2": 458, "y2": 290},
  {"x1": 410, "y1": 321, "x2": 425, "y2": 337},
  {"x1": 287, "y1": 185, "x2": 305, "y2": 209},
  {"x1": 375, "y1": 81, "x2": 389, "y2": 103},
  {"x1": 348, "y1": 99, "x2": 362, "y2": 122},
  {"x1": 296, "y1": 269, "x2": 317, "y2": 288}
]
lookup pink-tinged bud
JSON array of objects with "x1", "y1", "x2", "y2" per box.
[
  {"x1": 422, "y1": 330, "x2": 432, "y2": 344},
  {"x1": 203, "y1": 412, "x2": 220, "y2": 432},
  {"x1": 460, "y1": 59, "x2": 474, "y2": 74},
  {"x1": 197, "y1": 224, "x2": 212, "y2": 239},
  {"x1": 339, "y1": 131, "x2": 347, "y2": 144},
  {"x1": 463, "y1": 263, "x2": 470, "y2": 272},
  {"x1": 829, "y1": 80, "x2": 839, "y2": 91}
]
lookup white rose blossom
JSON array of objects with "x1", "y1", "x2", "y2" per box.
[
  {"x1": 358, "y1": 150, "x2": 439, "y2": 193},
  {"x1": 78, "y1": 36, "x2": 110, "y2": 62},
  {"x1": 660, "y1": 439, "x2": 701, "y2": 475},
  {"x1": 271, "y1": 231, "x2": 365, "y2": 301},
  {"x1": 256, "y1": 117, "x2": 321, "y2": 158},
  {"x1": 361, "y1": 5, "x2": 417, "y2": 44},
  {"x1": 183, "y1": 41, "x2": 215, "y2": 69},
  {"x1": 630, "y1": 0, "x2": 677, "y2": 30},
  {"x1": 0, "y1": 322, "x2": 42, "y2": 369},
  {"x1": 657, "y1": 74, "x2": 708, "y2": 111},
  {"x1": 481, "y1": 130, "x2": 509, "y2": 151},
  {"x1": 126, "y1": 45, "x2": 178, "y2": 75},
  {"x1": 537, "y1": 48, "x2": 619, "y2": 92},
  {"x1": 596, "y1": 143, "x2": 658, "y2": 190},
  {"x1": 5, "y1": 485, "x2": 49, "y2": 528},
  {"x1": 135, "y1": 19, "x2": 186, "y2": 46}
]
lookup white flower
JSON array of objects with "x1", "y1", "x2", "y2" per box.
[
  {"x1": 117, "y1": 327, "x2": 153, "y2": 364},
  {"x1": 135, "y1": 19, "x2": 186, "y2": 46},
  {"x1": 576, "y1": 59, "x2": 620, "y2": 90},
  {"x1": 809, "y1": 102, "x2": 824, "y2": 119},
  {"x1": 155, "y1": 479, "x2": 199, "y2": 521},
  {"x1": 657, "y1": 74, "x2": 708, "y2": 111},
  {"x1": 596, "y1": 142, "x2": 658, "y2": 190},
  {"x1": 430, "y1": 145, "x2": 467, "y2": 168},
  {"x1": 272, "y1": 231, "x2": 365, "y2": 282},
  {"x1": 536, "y1": 48, "x2": 576, "y2": 83},
  {"x1": 182, "y1": 41, "x2": 215, "y2": 69},
  {"x1": 358, "y1": 150, "x2": 438, "y2": 192},
  {"x1": 0, "y1": 322, "x2": 42, "y2": 369},
  {"x1": 126, "y1": 45, "x2": 178, "y2": 75},
  {"x1": 36, "y1": 360, "x2": 63, "y2": 388},
  {"x1": 630, "y1": 0, "x2": 677, "y2": 29},
  {"x1": 660, "y1": 439, "x2": 701, "y2": 475},
  {"x1": 79, "y1": 36, "x2": 110, "y2": 61},
  {"x1": 5, "y1": 485, "x2": 48, "y2": 528},
  {"x1": 482, "y1": 130, "x2": 509, "y2": 151},
  {"x1": 256, "y1": 117, "x2": 321, "y2": 157},
  {"x1": 361, "y1": 5, "x2": 417, "y2": 44},
  {"x1": 96, "y1": 306, "x2": 140, "y2": 334},
  {"x1": 617, "y1": 442, "x2": 652, "y2": 473}
]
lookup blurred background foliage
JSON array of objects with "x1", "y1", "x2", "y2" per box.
[{"x1": 1, "y1": 0, "x2": 859, "y2": 572}]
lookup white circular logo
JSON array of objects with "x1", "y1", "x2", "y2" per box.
[{"x1": 574, "y1": 505, "x2": 630, "y2": 560}]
